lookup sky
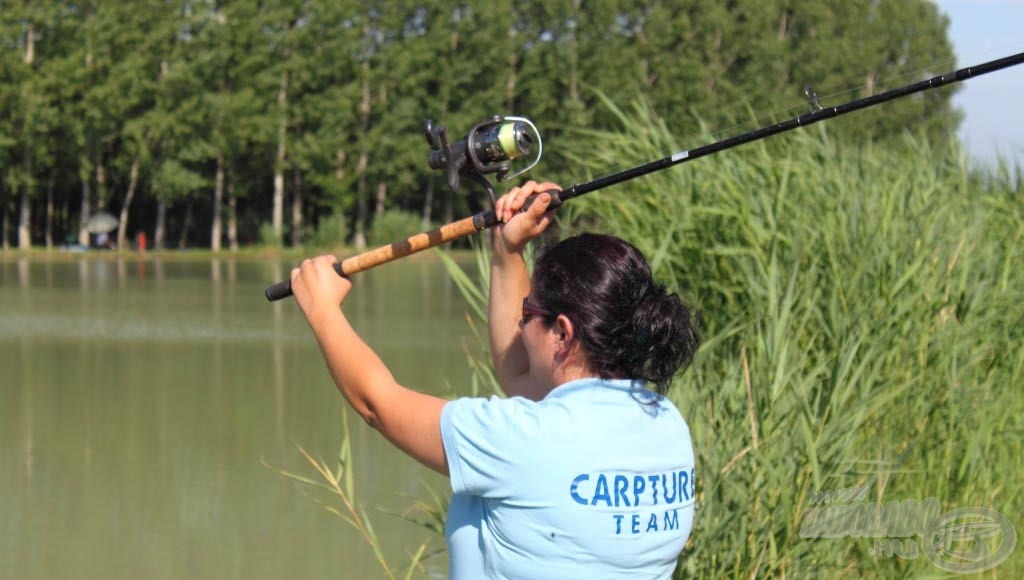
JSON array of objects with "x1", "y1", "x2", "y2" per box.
[{"x1": 934, "y1": 0, "x2": 1024, "y2": 166}]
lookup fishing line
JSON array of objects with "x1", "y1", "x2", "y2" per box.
[{"x1": 948, "y1": 39, "x2": 1024, "y2": 71}]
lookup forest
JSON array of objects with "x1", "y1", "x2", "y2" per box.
[{"x1": 0, "y1": 0, "x2": 958, "y2": 251}]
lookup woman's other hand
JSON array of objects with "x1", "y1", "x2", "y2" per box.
[
  {"x1": 493, "y1": 180, "x2": 562, "y2": 254},
  {"x1": 291, "y1": 255, "x2": 352, "y2": 322}
]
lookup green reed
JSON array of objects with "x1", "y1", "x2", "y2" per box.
[{"x1": 551, "y1": 100, "x2": 1023, "y2": 577}]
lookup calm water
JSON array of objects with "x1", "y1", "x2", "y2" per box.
[{"x1": 0, "y1": 254, "x2": 479, "y2": 579}]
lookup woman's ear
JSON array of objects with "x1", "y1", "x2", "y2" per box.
[{"x1": 553, "y1": 314, "x2": 575, "y2": 356}]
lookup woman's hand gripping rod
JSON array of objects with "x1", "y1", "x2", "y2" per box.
[{"x1": 264, "y1": 190, "x2": 563, "y2": 301}]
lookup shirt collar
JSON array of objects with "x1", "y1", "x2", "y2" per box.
[{"x1": 545, "y1": 377, "x2": 652, "y2": 398}]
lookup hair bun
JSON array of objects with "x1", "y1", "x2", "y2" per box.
[
  {"x1": 532, "y1": 233, "x2": 700, "y2": 394},
  {"x1": 625, "y1": 285, "x2": 698, "y2": 391}
]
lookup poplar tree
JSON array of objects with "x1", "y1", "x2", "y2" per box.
[
  {"x1": 2, "y1": 2, "x2": 63, "y2": 249},
  {"x1": 287, "y1": 0, "x2": 362, "y2": 246}
]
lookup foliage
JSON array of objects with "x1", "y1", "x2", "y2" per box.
[
  {"x1": 309, "y1": 213, "x2": 349, "y2": 250},
  {"x1": 258, "y1": 221, "x2": 281, "y2": 248},
  {"x1": 0, "y1": 0, "x2": 968, "y2": 250},
  {"x1": 367, "y1": 210, "x2": 428, "y2": 247}
]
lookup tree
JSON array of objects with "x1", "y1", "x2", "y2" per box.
[{"x1": 2, "y1": 3, "x2": 63, "y2": 249}]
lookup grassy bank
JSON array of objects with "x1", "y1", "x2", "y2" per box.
[{"x1": 447, "y1": 102, "x2": 1023, "y2": 577}]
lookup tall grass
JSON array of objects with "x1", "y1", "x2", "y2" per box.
[{"x1": 446, "y1": 101, "x2": 1023, "y2": 577}]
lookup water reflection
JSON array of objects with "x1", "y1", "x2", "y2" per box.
[
  {"x1": 20, "y1": 338, "x2": 34, "y2": 493},
  {"x1": 18, "y1": 257, "x2": 30, "y2": 290},
  {"x1": 116, "y1": 257, "x2": 126, "y2": 290},
  {"x1": 78, "y1": 257, "x2": 89, "y2": 291},
  {"x1": 271, "y1": 260, "x2": 286, "y2": 448}
]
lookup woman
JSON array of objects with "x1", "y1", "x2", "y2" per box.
[{"x1": 291, "y1": 180, "x2": 699, "y2": 579}]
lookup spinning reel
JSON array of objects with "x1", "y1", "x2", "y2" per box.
[{"x1": 424, "y1": 115, "x2": 543, "y2": 202}]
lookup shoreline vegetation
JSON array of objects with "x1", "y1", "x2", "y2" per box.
[{"x1": 291, "y1": 111, "x2": 1022, "y2": 578}]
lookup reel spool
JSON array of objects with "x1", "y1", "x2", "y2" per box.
[{"x1": 425, "y1": 115, "x2": 542, "y2": 202}]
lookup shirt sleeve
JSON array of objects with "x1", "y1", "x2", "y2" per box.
[{"x1": 441, "y1": 395, "x2": 540, "y2": 498}]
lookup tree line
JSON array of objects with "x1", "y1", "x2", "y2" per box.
[{"x1": 0, "y1": 0, "x2": 958, "y2": 251}]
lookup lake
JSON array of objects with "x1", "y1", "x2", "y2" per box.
[{"x1": 0, "y1": 253, "x2": 482, "y2": 579}]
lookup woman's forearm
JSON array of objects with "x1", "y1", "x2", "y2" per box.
[
  {"x1": 486, "y1": 182, "x2": 560, "y2": 399},
  {"x1": 488, "y1": 239, "x2": 533, "y2": 396},
  {"x1": 290, "y1": 256, "x2": 448, "y2": 474},
  {"x1": 306, "y1": 305, "x2": 449, "y2": 474},
  {"x1": 308, "y1": 306, "x2": 395, "y2": 423}
]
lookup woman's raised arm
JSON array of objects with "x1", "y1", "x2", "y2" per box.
[{"x1": 488, "y1": 181, "x2": 560, "y2": 400}]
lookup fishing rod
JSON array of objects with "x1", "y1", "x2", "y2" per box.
[{"x1": 265, "y1": 50, "x2": 1024, "y2": 302}]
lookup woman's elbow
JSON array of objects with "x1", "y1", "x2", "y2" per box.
[{"x1": 340, "y1": 390, "x2": 381, "y2": 427}]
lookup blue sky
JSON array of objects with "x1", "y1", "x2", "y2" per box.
[{"x1": 934, "y1": 0, "x2": 1024, "y2": 166}]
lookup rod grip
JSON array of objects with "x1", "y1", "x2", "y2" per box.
[
  {"x1": 265, "y1": 279, "x2": 292, "y2": 302},
  {"x1": 520, "y1": 189, "x2": 564, "y2": 212}
]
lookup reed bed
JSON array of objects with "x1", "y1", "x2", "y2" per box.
[{"x1": 548, "y1": 101, "x2": 1023, "y2": 577}]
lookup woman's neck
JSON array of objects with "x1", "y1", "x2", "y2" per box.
[{"x1": 550, "y1": 357, "x2": 598, "y2": 390}]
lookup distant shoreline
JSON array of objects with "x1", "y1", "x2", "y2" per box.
[{"x1": 0, "y1": 246, "x2": 479, "y2": 264}]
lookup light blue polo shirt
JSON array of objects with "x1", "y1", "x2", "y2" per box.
[{"x1": 440, "y1": 378, "x2": 696, "y2": 580}]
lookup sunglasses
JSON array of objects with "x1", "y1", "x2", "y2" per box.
[{"x1": 522, "y1": 297, "x2": 558, "y2": 323}]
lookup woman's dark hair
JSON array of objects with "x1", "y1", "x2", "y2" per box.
[{"x1": 532, "y1": 233, "x2": 699, "y2": 394}]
